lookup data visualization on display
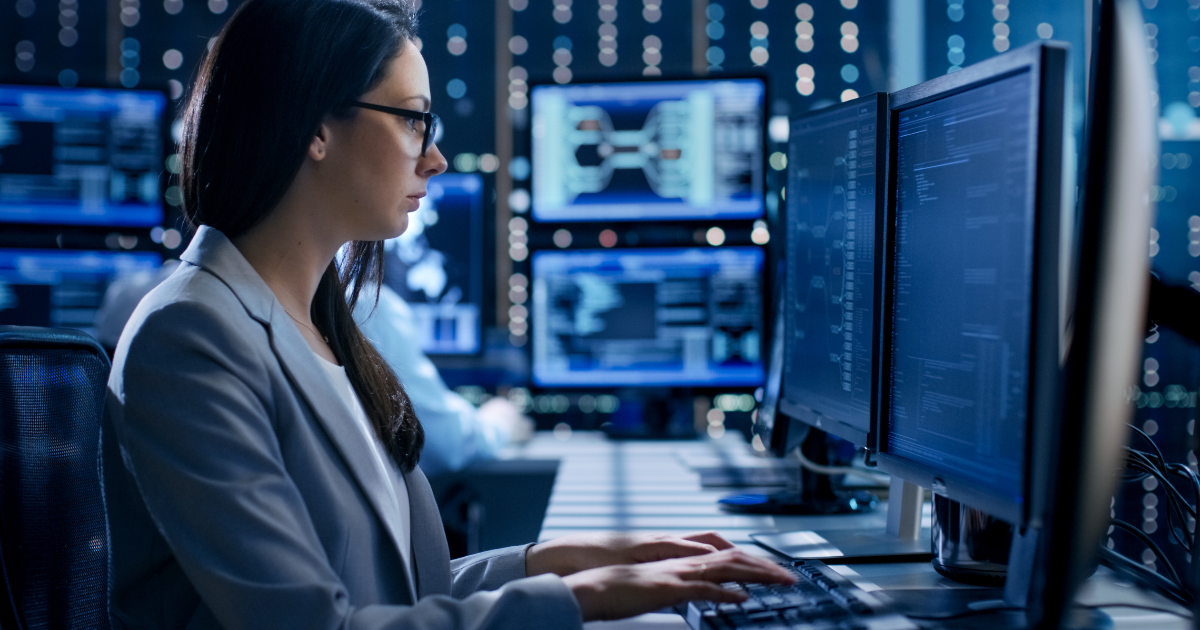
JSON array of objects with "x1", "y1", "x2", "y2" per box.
[
  {"x1": 382, "y1": 174, "x2": 484, "y2": 355},
  {"x1": 531, "y1": 247, "x2": 765, "y2": 387},
  {"x1": 0, "y1": 85, "x2": 165, "y2": 227},
  {"x1": 531, "y1": 79, "x2": 764, "y2": 222},
  {"x1": 0, "y1": 249, "x2": 161, "y2": 336},
  {"x1": 887, "y1": 72, "x2": 1035, "y2": 499},
  {"x1": 779, "y1": 97, "x2": 881, "y2": 444}
]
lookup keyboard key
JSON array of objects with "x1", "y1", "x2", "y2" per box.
[{"x1": 690, "y1": 560, "x2": 895, "y2": 630}]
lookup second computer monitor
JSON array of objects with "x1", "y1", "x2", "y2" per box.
[
  {"x1": 531, "y1": 247, "x2": 765, "y2": 387},
  {"x1": 530, "y1": 78, "x2": 765, "y2": 222},
  {"x1": 878, "y1": 42, "x2": 1067, "y2": 526},
  {"x1": 778, "y1": 93, "x2": 888, "y2": 448}
]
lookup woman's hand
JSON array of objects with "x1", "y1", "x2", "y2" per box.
[
  {"x1": 526, "y1": 531, "x2": 735, "y2": 577},
  {"x1": 561, "y1": 548, "x2": 796, "y2": 622}
]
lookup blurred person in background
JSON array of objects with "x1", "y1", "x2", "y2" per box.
[{"x1": 355, "y1": 282, "x2": 532, "y2": 476}]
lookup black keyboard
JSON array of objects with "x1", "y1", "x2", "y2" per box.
[{"x1": 683, "y1": 559, "x2": 917, "y2": 630}]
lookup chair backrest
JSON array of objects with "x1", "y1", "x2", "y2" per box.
[{"x1": 0, "y1": 326, "x2": 111, "y2": 630}]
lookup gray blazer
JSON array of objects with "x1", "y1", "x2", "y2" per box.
[{"x1": 103, "y1": 226, "x2": 582, "y2": 630}]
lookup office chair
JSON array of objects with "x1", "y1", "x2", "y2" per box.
[{"x1": 0, "y1": 326, "x2": 111, "y2": 630}]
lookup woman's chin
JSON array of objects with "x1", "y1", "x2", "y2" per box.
[{"x1": 361, "y1": 216, "x2": 408, "y2": 243}]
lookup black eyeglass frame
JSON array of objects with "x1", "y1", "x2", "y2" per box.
[{"x1": 349, "y1": 100, "x2": 440, "y2": 157}]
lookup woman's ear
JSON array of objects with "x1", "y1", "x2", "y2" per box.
[{"x1": 308, "y1": 123, "x2": 331, "y2": 161}]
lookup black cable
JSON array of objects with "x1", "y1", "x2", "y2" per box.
[
  {"x1": 1122, "y1": 449, "x2": 1197, "y2": 553},
  {"x1": 1128, "y1": 424, "x2": 1166, "y2": 467},
  {"x1": 1097, "y1": 546, "x2": 1191, "y2": 606},
  {"x1": 1107, "y1": 437, "x2": 1199, "y2": 605},
  {"x1": 1168, "y1": 461, "x2": 1200, "y2": 554},
  {"x1": 1082, "y1": 602, "x2": 1192, "y2": 619},
  {"x1": 1109, "y1": 519, "x2": 1183, "y2": 586},
  {"x1": 1123, "y1": 450, "x2": 1194, "y2": 540}
]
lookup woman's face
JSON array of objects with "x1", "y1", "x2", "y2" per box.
[{"x1": 319, "y1": 40, "x2": 448, "y2": 242}]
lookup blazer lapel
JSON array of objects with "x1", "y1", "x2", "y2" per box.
[
  {"x1": 405, "y1": 466, "x2": 452, "y2": 598},
  {"x1": 266, "y1": 308, "x2": 417, "y2": 579},
  {"x1": 181, "y1": 226, "x2": 416, "y2": 586}
]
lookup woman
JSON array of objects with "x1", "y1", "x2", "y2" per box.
[{"x1": 102, "y1": 0, "x2": 793, "y2": 628}]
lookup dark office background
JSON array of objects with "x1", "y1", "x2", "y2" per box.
[{"x1": 3, "y1": 0, "x2": 1199, "y2": 579}]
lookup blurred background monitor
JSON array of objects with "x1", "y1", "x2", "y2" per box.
[
  {"x1": 531, "y1": 247, "x2": 765, "y2": 388},
  {"x1": 779, "y1": 93, "x2": 888, "y2": 449},
  {"x1": 0, "y1": 248, "x2": 161, "y2": 337},
  {"x1": 0, "y1": 84, "x2": 166, "y2": 227},
  {"x1": 530, "y1": 78, "x2": 765, "y2": 223},
  {"x1": 382, "y1": 174, "x2": 484, "y2": 355}
]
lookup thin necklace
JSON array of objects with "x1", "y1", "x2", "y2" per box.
[{"x1": 284, "y1": 307, "x2": 329, "y2": 343}]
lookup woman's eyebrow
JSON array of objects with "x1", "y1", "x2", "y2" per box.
[{"x1": 399, "y1": 95, "x2": 431, "y2": 111}]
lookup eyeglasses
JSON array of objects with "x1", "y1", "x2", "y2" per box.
[{"x1": 349, "y1": 100, "x2": 441, "y2": 157}]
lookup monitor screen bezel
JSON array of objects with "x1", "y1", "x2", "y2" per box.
[
  {"x1": 525, "y1": 73, "x2": 769, "y2": 224},
  {"x1": 876, "y1": 41, "x2": 1068, "y2": 527},
  {"x1": 0, "y1": 80, "x2": 172, "y2": 230},
  {"x1": 776, "y1": 92, "x2": 889, "y2": 450}
]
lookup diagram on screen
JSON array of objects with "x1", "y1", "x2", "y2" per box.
[{"x1": 532, "y1": 80, "x2": 764, "y2": 222}]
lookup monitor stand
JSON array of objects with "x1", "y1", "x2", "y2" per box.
[
  {"x1": 884, "y1": 525, "x2": 1112, "y2": 629},
  {"x1": 750, "y1": 476, "x2": 934, "y2": 564},
  {"x1": 717, "y1": 428, "x2": 879, "y2": 516}
]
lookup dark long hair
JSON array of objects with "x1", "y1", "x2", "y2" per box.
[{"x1": 179, "y1": 0, "x2": 424, "y2": 471}]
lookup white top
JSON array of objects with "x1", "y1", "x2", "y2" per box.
[
  {"x1": 314, "y1": 354, "x2": 415, "y2": 595},
  {"x1": 355, "y1": 285, "x2": 512, "y2": 476}
]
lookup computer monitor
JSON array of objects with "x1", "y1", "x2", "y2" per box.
[
  {"x1": 1028, "y1": 0, "x2": 1157, "y2": 625},
  {"x1": 530, "y1": 78, "x2": 765, "y2": 223},
  {"x1": 0, "y1": 249, "x2": 162, "y2": 337},
  {"x1": 876, "y1": 41, "x2": 1068, "y2": 531},
  {"x1": 0, "y1": 84, "x2": 167, "y2": 227},
  {"x1": 724, "y1": 94, "x2": 890, "y2": 518},
  {"x1": 730, "y1": 262, "x2": 880, "y2": 517},
  {"x1": 739, "y1": 95, "x2": 930, "y2": 551},
  {"x1": 530, "y1": 247, "x2": 765, "y2": 388},
  {"x1": 381, "y1": 174, "x2": 484, "y2": 355},
  {"x1": 779, "y1": 93, "x2": 888, "y2": 450}
]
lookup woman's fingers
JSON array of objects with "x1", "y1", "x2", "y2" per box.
[
  {"x1": 564, "y1": 550, "x2": 796, "y2": 622},
  {"x1": 689, "y1": 561, "x2": 794, "y2": 586},
  {"x1": 644, "y1": 538, "x2": 718, "y2": 560},
  {"x1": 682, "y1": 550, "x2": 796, "y2": 585},
  {"x1": 681, "y1": 531, "x2": 736, "y2": 550},
  {"x1": 678, "y1": 581, "x2": 749, "y2": 604}
]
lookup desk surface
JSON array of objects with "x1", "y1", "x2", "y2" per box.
[{"x1": 503, "y1": 432, "x2": 1190, "y2": 630}]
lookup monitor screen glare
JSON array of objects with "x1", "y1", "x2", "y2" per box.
[
  {"x1": 887, "y1": 71, "x2": 1036, "y2": 504},
  {"x1": 531, "y1": 79, "x2": 765, "y2": 222},
  {"x1": 0, "y1": 85, "x2": 166, "y2": 227},
  {"x1": 532, "y1": 247, "x2": 765, "y2": 387}
]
